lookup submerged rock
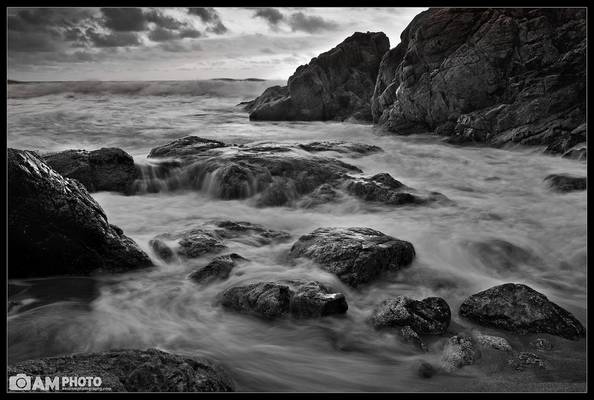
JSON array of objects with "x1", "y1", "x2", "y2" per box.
[
  {"x1": 544, "y1": 174, "x2": 586, "y2": 192},
  {"x1": 8, "y1": 148, "x2": 153, "y2": 278},
  {"x1": 210, "y1": 220, "x2": 291, "y2": 245},
  {"x1": 220, "y1": 280, "x2": 348, "y2": 320},
  {"x1": 399, "y1": 325, "x2": 428, "y2": 351},
  {"x1": 371, "y1": 296, "x2": 451, "y2": 335},
  {"x1": 459, "y1": 283, "x2": 585, "y2": 340},
  {"x1": 150, "y1": 229, "x2": 226, "y2": 262},
  {"x1": 289, "y1": 227, "x2": 415, "y2": 287},
  {"x1": 188, "y1": 254, "x2": 247, "y2": 284},
  {"x1": 298, "y1": 141, "x2": 383, "y2": 156},
  {"x1": 530, "y1": 338, "x2": 554, "y2": 351},
  {"x1": 148, "y1": 136, "x2": 226, "y2": 158},
  {"x1": 474, "y1": 333, "x2": 512, "y2": 352},
  {"x1": 417, "y1": 361, "x2": 438, "y2": 378},
  {"x1": 508, "y1": 352, "x2": 547, "y2": 371},
  {"x1": 371, "y1": 8, "x2": 586, "y2": 154},
  {"x1": 249, "y1": 32, "x2": 390, "y2": 121},
  {"x1": 43, "y1": 147, "x2": 138, "y2": 194},
  {"x1": 7, "y1": 348, "x2": 234, "y2": 392},
  {"x1": 441, "y1": 335, "x2": 480, "y2": 372}
]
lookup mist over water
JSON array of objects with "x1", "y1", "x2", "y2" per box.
[{"x1": 8, "y1": 80, "x2": 587, "y2": 391}]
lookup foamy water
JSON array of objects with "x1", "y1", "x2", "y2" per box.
[{"x1": 7, "y1": 81, "x2": 587, "y2": 391}]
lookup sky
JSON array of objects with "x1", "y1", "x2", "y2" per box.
[{"x1": 7, "y1": 7, "x2": 426, "y2": 81}]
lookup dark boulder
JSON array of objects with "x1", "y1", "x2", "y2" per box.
[
  {"x1": 8, "y1": 148, "x2": 153, "y2": 278},
  {"x1": 289, "y1": 227, "x2": 415, "y2": 287},
  {"x1": 459, "y1": 283, "x2": 586, "y2": 340},
  {"x1": 188, "y1": 254, "x2": 247, "y2": 284},
  {"x1": 240, "y1": 85, "x2": 288, "y2": 113},
  {"x1": 220, "y1": 280, "x2": 348, "y2": 320},
  {"x1": 7, "y1": 348, "x2": 234, "y2": 392},
  {"x1": 148, "y1": 136, "x2": 226, "y2": 158},
  {"x1": 43, "y1": 147, "x2": 138, "y2": 194},
  {"x1": 371, "y1": 8, "x2": 586, "y2": 154},
  {"x1": 344, "y1": 173, "x2": 427, "y2": 206},
  {"x1": 371, "y1": 296, "x2": 451, "y2": 335},
  {"x1": 249, "y1": 32, "x2": 390, "y2": 121},
  {"x1": 544, "y1": 174, "x2": 586, "y2": 192}
]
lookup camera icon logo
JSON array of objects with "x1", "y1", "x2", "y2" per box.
[{"x1": 9, "y1": 374, "x2": 31, "y2": 391}]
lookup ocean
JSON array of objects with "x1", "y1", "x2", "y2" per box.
[{"x1": 7, "y1": 80, "x2": 587, "y2": 391}]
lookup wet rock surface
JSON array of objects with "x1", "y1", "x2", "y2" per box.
[
  {"x1": 441, "y1": 335, "x2": 480, "y2": 372},
  {"x1": 298, "y1": 141, "x2": 382, "y2": 156},
  {"x1": 150, "y1": 229, "x2": 226, "y2": 262},
  {"x1": 474, "y1": 333, "x2": 512, "y2": 352},
  {"x1": 371, "y1": 8, "x2": 586, "y2": 154},
  {"x1": 44, "y1": 147, "x2": 138, "y2": 194},
  {"x1": 220, "y1": 280, "x2": 348, "y2": 320},
  {"x1": 371, "y1": 296, "x2": 451, "y2": 335},
  {"x1": 530, "y1": 338, "x2": 554, "y2": 351},
  {"x1": 7, "y1": 348, "x2": 234, "y2": 392},
  {"x1": 148, "y1": 136, "x2": 227, "y2": 158},
  {"x1": 544, "y1": 174, "x2": 586, "y2": 192},
  {"x1": 459, "y1": 283, "x2": 585, "y2": 340},
  {"x1": 8, "y1": 148, "x2": 153, "y2": 278},
  {"x1": 289, "y1": 227, "x2": 415, "y2": 287},
  {"x1": 508, "y1": 352, "x2": 547, "y2": 371},
  {"x1": 249, "y1": 32, "x2": 390, "y2": 121},
  {"x1": 188, "y1": 254, "x2": 247, "y2": 284}
]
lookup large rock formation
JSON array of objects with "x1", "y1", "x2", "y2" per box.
[
  {"x1": 289, "y1": 227, "x2": 415, "y2": 287},
  {"x1": 459, "y1": 283, "x2": 586, "y2": 340},
  {"x1": 7, "y1": 348, "x2": 234, "y2": 392},
  {"x1": 371, "y1": 8, "x2": 586, "y2": 154},
  {"x1": 8, "y1": 149, "x2": 153, "y2": 278},
  {"x1": 247, "y1": 32, "x2": 390, "y2": 121},
  {"x1": 43, "y1": 148, "x2": 138, "y2": 194}
]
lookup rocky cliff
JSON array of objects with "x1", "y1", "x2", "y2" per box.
[
  {"x1": 247, "y1": 32, "x2": 390, "y2": 121},
  {"x1": 371, "y1": 8, "x2": 586, "y2": 156}
]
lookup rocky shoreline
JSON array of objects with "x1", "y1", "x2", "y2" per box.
[{"x1": 245, "y1": 8, "x2": 586, "y2": 159}]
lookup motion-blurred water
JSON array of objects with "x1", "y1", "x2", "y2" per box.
[{"x1": 7, "y1": 80, "x2": 587, "y2": 391}]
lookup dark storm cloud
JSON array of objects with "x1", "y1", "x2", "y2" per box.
[
  {"x1": 288, "y1": 12, "x2": 339, "y2": 33},
  {"x1": 100, "y1": 8, "x2": 147, "y2": 32},
  {"x1": 187, "y1": 7, "x2": 228, "y2": 34},
  {"x1": 148, "y1": 27, "x2": 202, "y2": 42},
  {"x1": 254, "y1": 8, "x2": 284, "y2": 26},
  {"x1": 145, "y1": 9, "x2": 186, "y2": 30},
  {"x1": 87, "y1": 29, "x2": 142, "y2": 48}
]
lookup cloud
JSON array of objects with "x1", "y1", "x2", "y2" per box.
[
  {"x1": 145, "y1": 9, "x2": 186, "y2": 30},
  {"x1": 148, "y1": 27, "x2": 203, "y2": 42},
  {"x1": 100, "y1": 8, "x2": 147, "y2": 31},
  {"x1": 287, "y1": 12, "x2": 339, "y2": 33},
  {"x1": 254, "y1": 8, "x2": 285, "y2": 26},
  {"x1": 87, "y1": 29, "x2": 142, "y2": 47},
  {"x1": 187, "y1": 7, "x2": 228, "y2": 34}
]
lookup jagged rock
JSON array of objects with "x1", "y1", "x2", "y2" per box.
[
  {"x1": 289, "y1": 227, "x2": 415, "y2": 287},
  {"x1": 474, "y1": 333, "x2": 512, "y2": 352},
  {"x1": 371, "y1": 296, "x2": 451, "y2": 335},
  {"x1": 8, "y1": 148, "x2": 153, "y2": 278},
  {"x1": 149, "y1": 229, "x2": 226, "y2": 262},
  {"x1": 220, "y1": 280, "x2": 348, "y2": 320},
  {"x1": 544, "y1": 174, "x2": 586, "y2": 192},
  {"x1": 371, "y1": 8, "x2": 586, "y2": 154},
  {"x1": 459, "y1": 283, "x2": 586, "y2": 340},
  {"x1": 508, "y1": 352, "x2": 547, "y2": 371},
  {"x1": 148, "y1": 136, "x2": 226, "y2": 158},
  {"x1": 240, "y1": 85, "x2": 288, "y2": 112},
  {"x1": 530, "y1": 338, "x2": 554, "y2": 351},
  {"x1": 249, "y1": 32, "x2": 390, "y2": 121},
  {"x1": 441, "y1": 335, "x2": 480, "y2": 372},
  {"x1": 7, "y1": 348, "x2": 234, "y2": 392},
  {"x1": 188, "y1": 254, "x2": 247, "y2": 284},
  {"x1": 43, "y1": 147, "x2": 138, "y2": 194}
]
